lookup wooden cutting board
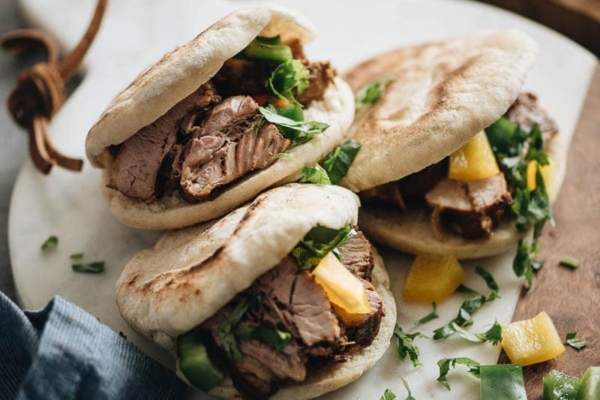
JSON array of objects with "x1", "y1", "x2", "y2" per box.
[
  {"x1": 7, "y1": 0, "x2": 598, "y2": 399},
  {"x1": 504, "y1": 65, "x2": 600, "y2": 399}
]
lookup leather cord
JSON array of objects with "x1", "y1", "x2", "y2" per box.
[{"x1": 1, "y1": 0, "x2": 108, "y2": 174}]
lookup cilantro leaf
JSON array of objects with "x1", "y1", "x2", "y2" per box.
[
  {"x1": 475, "y1": 266, "x2": 501, "y2": 301},
  {"x1": 236, "y1": 324, "x2": 292, "y2": 352},
  {"x1": 485, "y1": 118, "x2": 553, "y2": 290},
  {"x1": 380, "y1": 389, "x2": 397, "y2": 400},
  {"x1": 267, "y1": 59, "x2": 310, "y2": 100},
  {"x1": 299, "y1": 164, "x2": 332, "y2": 185},
  {"x1": 513, "y1": 240, "x2": 535, "y2": 289},
  {"x1": 452, "y1": 320, "x2": 502, "y2": 345},
  {"x1": 41, "y1": 235, "x2": 59, "y2": 251},
  {"x1": 393, "y1": 324, "x2": 427, "y2": 367},
  {"x1": 258, "y1": 106, "x2": 329, "y2": 145},
  {"x1": 291, "y1": 223, "x2": 355, "y2": 270},
  {"x1": 566, "y1": 332, "x2": 588, "y2": 350},
  {"x1": 415, "y1": 303, "x2": 439, "y2": 325},
  {"x1": 320, "y1": 139, "x2": 361, "y2": 184},
  {"x1": 437, "y1": 357, "x2": 481, "y2": 390},
  {"x1": 218, "y1": 293, "x2": 263, "y2": 361},
  {"x1": 355, "y1": 75, "x2": 396, "y2": 110},
  {"x1": 72, "y1": 261, "x2": 105, "y2": 274},
  {"x1": 433, "y1": 289, "x2": 487, "y2": 340},
  {"x1": 400, "y1": 377, "x2": 416, "y2": 400}
]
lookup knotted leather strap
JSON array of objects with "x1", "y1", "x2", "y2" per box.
[{"x1": 1, "y1": 0, "x2": 108, "y2": 174}]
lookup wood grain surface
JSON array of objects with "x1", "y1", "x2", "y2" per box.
[
  {"x1": 503, "y1": 64, "x2": 600, "y2": 399},
  {"x1": 479, "y1": 0, "x2": 600, "y2": 56}
]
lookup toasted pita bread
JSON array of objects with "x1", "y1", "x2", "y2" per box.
[
  {"x1": 85, "y1": 6, "x2": 355, "y2": 230},
  {"x1": 338, "y1": 29, "x2": 564, "y2": 259},
  {"x1": 116, "y1": 183, "x2": 396, "y2": 399}
]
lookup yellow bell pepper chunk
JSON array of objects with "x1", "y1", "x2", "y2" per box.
[
  {"x1": 449, "y1": 131, "x2": 500, "y2": 181},
  {"x1": 312, "y1": 252, "x2": 371, "y2": 320},
  {"x1": 527, "y1": 157, "x2": 556, "y2": 194},
  {"x1": 402, "y1": 254, "x2": 466, "y2": 303},
  {"x1": 501, "y1": 311, "x2": 565, "y2": 366}
]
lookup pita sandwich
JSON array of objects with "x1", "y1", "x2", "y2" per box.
[
  {"x1": 86, "y1": 6, "x2": 354, "y2": 230},
  {"x1": 338, "y1": 29, "x2": 564, "y2": 259},
  {"x1": 115, "y1": 183, "x2": 396, "y2": 399}
]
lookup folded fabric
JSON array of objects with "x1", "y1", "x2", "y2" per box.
[{"x1": 0, "y1": 292, "x2": 185, "y2": 400}]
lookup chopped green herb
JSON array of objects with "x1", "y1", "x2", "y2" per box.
[
  {"x1": 320, "y1": 139, "x2": 362, "y2": 184},
  {"x1": 485, "y1": 118, "x2": 553, "y2": 290},
  {"x1": 218, "y1": 293, "x2": 262, "y2": 361},
  {"x1": 565, "y1": 332, "x2": 588, "y2": 350},
  {"x1": 291, "y1": 223, "x2": 355, "y2": 270},
  {"x1": 380, "y1": 388, "x2": 397, "y2": 400},
  {"x1": 69, "y1": 252, "x2": 84, "y2": 260},
  {"x1": 72, "y1": 261, "x2": 105, "y2": 274},
  {"x1": 513, "y1": 240, "x2": 535, "y2": 288},
  {"x1": 475, "y1": 266, "x2": 501, "y2": 301},
  {"x1": 437, "y1": 357, "x2": 481, "y2": 390},
  {"x1": 452, "y1": 320, "x2": 502, "y2": 345},
  {"x1": 415, "y1": 303, "x2": 439, "y2": 325},
  {"x1": 41, "y1": 235, "x2": 59, "y2": 251},
  {"x1": 257, "y1": 106, "x2": 329, "y2": 145},
  {"x1": 400, "y1": 377, "x2": 416, "y2": 400},
  {"x1": 559, "y1": 255, "x2": 581, "y2": 269},
  {"x1": 355, "y1": 75, "x2": 396, "y2": 110},
  {"x1": 433, "y1": 288, "x2": 487, "y2": 340},
  {"x1": 267, "y1": 59, "x2": 310, "y2": 100},
  {"x1": 236, "y1": 325, "x2": 292, "y2": 352},
  {"x1": 299, "y1": 164, "x2": 332, "y2": 185},
  {"x1": 393, "y1": 324, "x2": 427, "y2": 367}
]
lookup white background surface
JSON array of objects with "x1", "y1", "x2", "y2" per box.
[{"x1": 8, "y1": 0, "x2": 596, "y2": 399}]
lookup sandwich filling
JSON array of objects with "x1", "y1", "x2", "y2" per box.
[
  {"x1": 108, "y1": 37, "x2": 335, "y2": 203},
  {"x1": 178, "y1": 228, "x2": 383, "y2": 400},
  {"x1": 362, "y1": 93, "x2": 558, "y2": 240}
]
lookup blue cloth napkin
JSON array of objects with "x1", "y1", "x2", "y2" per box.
[{"x1": 0, "y1": 292, "x2": 185, "y2": 400}]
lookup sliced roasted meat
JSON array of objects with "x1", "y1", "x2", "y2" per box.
[
  {"x1": 361, "y1": 159, "x2": 448, "y2": 210},
  {"x1": 343, "y1": 278, "x2": 383, "y2": 347},
  {"x1": 234, "y1": 339, "x2": 306, "y2": 399},
  {"x1": 257, "y1": 257, "x2": 341, "y2": 347},
  {"x1": 425, "y1": 174, "x2": 512, "y2": 239},
  {"x1": 109, "y1": 82, "x2": 220, "y2": 201},
  {"x1": 212, "y1": 58, "x2": 278, "y2": 99},
  {"x1": 504, "y1": 92, "x2": 558, "y2": 144},
  {"x1": 295, "y1": 61, "x2": 335, "y2": 106},
  {"x1": 338, "y1": 229, "x2": 374, "y2": 281},
  {"x1": 360, "y1": 181, "x2": 406, "y2": 210},
  {"x1": 179, "y1": 96, "x2": 290, "y2": 201}
]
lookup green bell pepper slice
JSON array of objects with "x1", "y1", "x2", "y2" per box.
[
  {"x1": 480, "y1": 364, "x2": 527, "y2": 400},
  {"x1": 177, "y1": 330, "x2": 224, "y2": 391}
]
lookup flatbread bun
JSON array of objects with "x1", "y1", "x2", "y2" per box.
[
  {"x1": 339, "y1": 29, "x2": 539, "y2": 192},
  {"x1": 338, "y1": 29, "x2": 563, "y2": 259},
  {"x1": 85, "y1": 6, "x2": 355, "y2": 230},
  {"x1": 207, "y1": 253, "x2": 395, "y2": 400},
  {"x1": 116, "y1": 183, "x2": 396, "y2": 399}
]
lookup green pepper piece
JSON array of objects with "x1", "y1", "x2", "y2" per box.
[
  {"x1": 480, "y1": 364, "x2": 527, "y2": 400},
  {"x1": 578, "y1": 366, "x2": 600, "y2": 400},
  {"x1": 544, "y1": 370, "x2": 581, "y2": 400},
  {"x1": 236, "y1": 36, "x2": 292, "y2": 63},
  {"x1": 276, "y1": 102, "x2": 304, "y2": 122},
  {"x1": 177, "y1": 330, "x2": 224, "y2": 391}
]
